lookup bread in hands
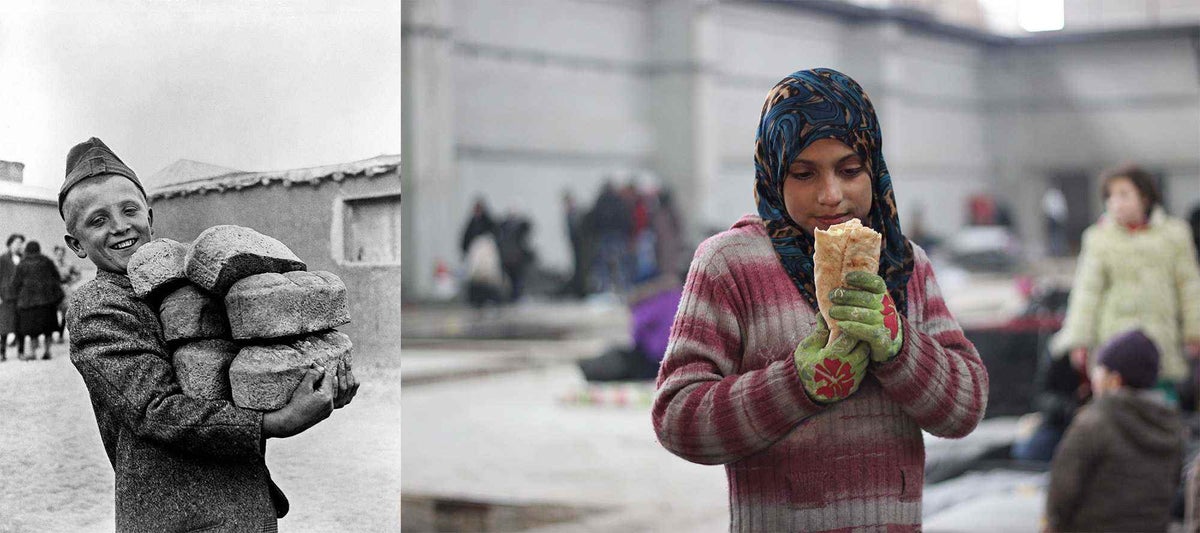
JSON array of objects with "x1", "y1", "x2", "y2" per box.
[{"x1": 813, "y1": 218, "x2": 882, "y2": 347}]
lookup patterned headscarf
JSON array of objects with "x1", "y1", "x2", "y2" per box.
[{"x1": 753, "y1": 68, "x2": 914, "y2": 314}]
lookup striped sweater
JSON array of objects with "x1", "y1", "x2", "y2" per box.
[{"x1": 652, "y1": 215, "x2": 988, "y2": 532}]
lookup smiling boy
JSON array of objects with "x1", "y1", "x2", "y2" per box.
[{"x1": 60, "y1": 137, "x2": 355, "y2": 532}]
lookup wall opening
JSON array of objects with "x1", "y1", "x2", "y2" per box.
[{"x1": 341, "y1": 193, "x2": 401, "y2": 264}]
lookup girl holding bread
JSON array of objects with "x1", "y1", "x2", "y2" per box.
[{"x1": 651, "y1": 68, "x2": 988, "y2": 531}]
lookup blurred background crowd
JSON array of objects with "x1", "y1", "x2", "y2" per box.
[{"x1": 0, "y1": 234, "x2": 80, "y2": 362}]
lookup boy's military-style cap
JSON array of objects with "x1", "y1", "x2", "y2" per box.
[{"x1": 59, "y1": 137, "x2": 147, "y2": 219}]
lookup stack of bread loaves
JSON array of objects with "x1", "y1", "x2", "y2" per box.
[{"x1": 128, "y1": 225, "x2": 352, "y2": 410}]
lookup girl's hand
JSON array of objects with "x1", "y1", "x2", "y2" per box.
[
  {"x1": 1070, "y1": 347, "x2": 1088, "y2": 371},
  {"x1": 828, "y1": 271, "x2": 903, "y2": 363},
  {"x1": 794, "y1": 315, "x2": 871, "y2": 404},
  {"x1": 1185, "y1": 341, "x2": 1200, "y2": 360}
]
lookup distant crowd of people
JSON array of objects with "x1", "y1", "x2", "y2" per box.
[
  {"x1": 459, "y1": 203, "x2": 536, "y2": 306},
  {"x1": 459, "y1": 180, "x2": 689, "y2": 383},
  {"x1": 0, "y1": 233, "x2": 82, "y2": 361},
  {"x1": 459, "y1": 179, "x2": 685, "y2": 307},
  {"x1": 564, "y1": 180, "x2": 684, "y2": 297}
]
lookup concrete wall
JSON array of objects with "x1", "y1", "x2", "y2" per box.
[
  {"x1": 988, "y1": 30, "x2": 1200, "y2": 252},
  {"x1": 710, "y1": 3, "x2": 846, "y2": 232},
  {"x1": 402, "y1": 0, "x2": 1200, "y2": 299},
  {"x1": 878, "y1": 31, "x2": 994, "y2": 236},
  {"x1": 450, "y1": 0, "x2": 652, "y2": 276},
  {"x1": 0, "y1": 198, "x2": 63, "y2": 253},
  {"x1": 0, "y1": 197, "x2": 95, "y2": 282},
  {"x1": 403, "y1": 0, "x2": 654, "y2": 298},
  {"x1": 1065, "y1": 0, "x2": 1200, "y2": 30},
  {"x1": 0, "y1": 162, "x2": 24, "y2": 183},
  {"x1": 151, "y1": 172, "x2": 402, "y2": 356},
  {"x1": 710, "y1": 4, "x2": 995, "y2": 237}
]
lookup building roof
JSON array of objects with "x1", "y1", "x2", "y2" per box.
[
  {"x1": 148, "y1": 154, "x2": 402, "y2": 200},
  {"x1": 0, "y1": 180, "x2": 58, "y2": 206},
  {"x1": 145, "y1": 159, "x2": 244, "y2": 190}
]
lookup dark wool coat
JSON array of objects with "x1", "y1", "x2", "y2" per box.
[
  {"x1": 67, "y1": 270, "x2": 287, "y2": 532},
  {"x1": 11, "y1": 252, "x2": 64, "y2": 309},
  {"x1": 0, "y1": 251, "x2": 19, "y2": 335},
  {"x1": 0, "y1": 251, "x2": 18, "y2": 300}
]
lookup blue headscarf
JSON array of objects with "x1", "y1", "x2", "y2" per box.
[{"x1": 753, "y1": 68, "x2": 914, "y2": 314}]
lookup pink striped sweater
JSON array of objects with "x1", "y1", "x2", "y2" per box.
[{"x1": 652, "y1": 215, "x2": 988, "y2": 532}]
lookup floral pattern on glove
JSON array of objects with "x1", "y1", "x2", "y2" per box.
[
  {"x1": 882, "y1": 292, "x2": 900, "y2": 339},
  {"x1": 794, "y1": 315, "x2": 871, "y2": 404},
  {"x1": 814, "y1": 357, "x2": 856, "y2": 399}
]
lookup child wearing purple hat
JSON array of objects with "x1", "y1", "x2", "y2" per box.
[{"x1": 1044, "y1": 329, "x2": 1184, "y2": 532}]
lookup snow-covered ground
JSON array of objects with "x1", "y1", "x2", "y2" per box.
[{"x1": 0, "y1": 345, "x2": 401, "y2": 532}]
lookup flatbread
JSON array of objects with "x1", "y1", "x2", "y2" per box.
[{"x1": 813, "y1": 218, "x2": 882, "y2": 347}]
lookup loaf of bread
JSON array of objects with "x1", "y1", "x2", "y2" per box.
[
  {"x1": 225, "y1": 271, "x2": 350, "y2": 340},
  {"x1": 128, "y1": 238, "x2": 190, "y2": 300},
  {"x1": 184, "y1": 225, "x2": 306, "y2": 295},
  {"x1": 172, "y1": 339, "x2": 238, "y2": 401},
  {"x1": 159, "y1": 284, "x2": 230, "y2": 343},
  {"x1": 228, "y1": 330, "x2": 353, "y2": 410}
]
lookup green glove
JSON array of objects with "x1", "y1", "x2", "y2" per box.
[
  {"x1": 828, "y1": 270, "x2": 904, "y2": 364},
  {"x1": 794, "y1": 315, "x2": 870, "y2": 404}
]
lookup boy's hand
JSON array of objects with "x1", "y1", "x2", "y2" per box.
[
  {"x1": 263, "y1": 363, "x2": 335, "y2": 438},
  {"x1": 794, "y1": 315, "x2": 870, "y2": 404},
  {"x1": 333, "y1": 359, "x2": 360, "y2": 409},
  {"x1": 828, "y1": 271, "x2": 903, "y2": 364}
]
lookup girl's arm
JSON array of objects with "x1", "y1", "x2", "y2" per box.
[
  {"x1": 1171, "y1": 222, "x2": 1200, "y2": 349},
  {"x1": 652, "y1": 245, "x2": 826, "y2": 465},
  {"x1": 872, "y1": 250, "x2": 989, "y2": 438},
  {"x1": 1056, "y1": 229, "x2": 1106, "y2": 353}
]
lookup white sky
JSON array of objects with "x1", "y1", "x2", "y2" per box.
[{"x1": 0, "y1": 0, "x2": 400, "y2": 190}]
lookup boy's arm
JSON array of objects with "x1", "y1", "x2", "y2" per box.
[
  {"x1": 1045, "y1": 410, "x2": 1100, "y2": 530},
  {"x1": 68, "y1": 285, "x2": 264, "y2": 460},
  {"x1": 873, "y1": 253, "x2": 989, "y2": 438}
]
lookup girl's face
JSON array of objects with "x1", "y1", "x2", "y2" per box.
[
  {"x1": 783, "y1": 138, "x2": 873, "y2": 234},
  {"x1": 1105, "y1": 177, "x2": 1148, "y2": 226}
]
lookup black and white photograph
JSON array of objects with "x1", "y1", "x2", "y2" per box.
[
  {"x1": 401, "y1": 0, "x2": 1200, "y2": 531},
  {"x1": 0, "y1": 1, "x2": 400, "y2": 531}
]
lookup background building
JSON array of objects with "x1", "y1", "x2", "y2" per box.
[
  {"x1": 401, "y1": 0, "x2": 1200, "y2": 300},
  {"x1": 0, "y1": 159, "x2": 95, "y2": 279},
  {"x1": 148, "y1": 155, "x2": 402, "y2": 354}
]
